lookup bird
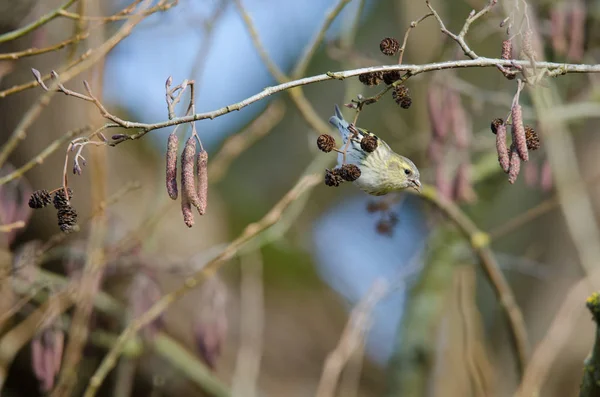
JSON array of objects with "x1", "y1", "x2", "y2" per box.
[{"x1": 328, "y1": 104, "x2": 421, "y2": 196}]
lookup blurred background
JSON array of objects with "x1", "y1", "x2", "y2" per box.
[{"x1": 0, "y1": 0, "x2": 600, "y2": 396}]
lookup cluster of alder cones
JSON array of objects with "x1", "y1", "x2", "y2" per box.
[
  {"x1": 490, "y1": 106, "x2": 541, "y2": 184},
  {"x1": 165, "y1": 132, "x2": 208, "y2": 227},
  {"x1": 316, "y1": 129, "x2": 379, "y2": 188},
  {"x1": 28, "y1": 187, "x2": 77, "y2": 233},
  {"x1": 356, "y1": 37, "x2": 412, "y2": 109}
]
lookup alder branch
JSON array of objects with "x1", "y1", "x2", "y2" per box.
[
  {"x1": 0, "y1": 33, "x2": 89, "y2": 61},
  {"x1": 29, "y1": 58, "x2": 600, "y2": 149},
  {"x1": 0, "y1": 0, "x2": 79, "y2": 44}
]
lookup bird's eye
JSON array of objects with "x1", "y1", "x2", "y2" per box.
[{"x1": 404, "y1": 169, "x2": 411, "y2": 176}]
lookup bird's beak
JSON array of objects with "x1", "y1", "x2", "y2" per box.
[{"x1": 410, "y1": 179, "x2": 422, "y2": 193}]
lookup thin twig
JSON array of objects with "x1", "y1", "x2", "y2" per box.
[
  {"x1": 0, "y1": 221, "x2": 25, "y2": 233},
  {"x1": 0, "y1": 126, "x2": 90, "y2": 186},
  {"x1": 398, "y1": 13, "x2": 434, "y2": 65},
  {"x1": 231, "y1": 250, "x2": 264, "y2": 397},
  {"x1": 315, "y1": 280, "x2": 388, "y2": 397},
  {"x1": 233, "y1": 0, "x2": 331, "y2": 135},
  {"x1": 515, "y1": 272, "x2": 597, "y2": 396},
  {"x1": 209, "y1": 100, "x2": 285, "y2": 182},
  {"x1": 0, "y1": 0, "x2": 167, "y2": 168},
  {"x1": 291, "y1": 0, "x2": 352, "y2": 79},
  {"x1": 0, "y1": 0, "x2": 80, "y2": 44},
  {"x1": 0, "y1": 34, "x2": 89, "y2": 61},
  {"x1": 42, "y1": 58, "x2": 600, "y2": 148}
]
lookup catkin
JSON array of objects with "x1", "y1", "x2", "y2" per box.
[
  {"x1": 508, "y1": 145, "x2": 521, "y2": 184},
  {"x1": 181, "y1": 137, "x2": 200, "y2": 224},
  {"x1": 166, "y1": 132, "x2": 178, "y2": 200},
  {"x1": 501, "y1": 39, "x2": 512, "y2": 60},
  {"x1": 181, "y1": 195, "x2": 194, "y2": 228},
  {"x1": 495, "y1": 124, "x2": 510, "y2": 173},
  {"x1": 510, "y1": 103, "x2": 529, "y2": 161},
  {"x1": 196, "y1": 150, "x2": 208, "y2": 215}
]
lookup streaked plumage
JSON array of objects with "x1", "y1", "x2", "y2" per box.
[{"x1": 328, "y1": 104, "x2": 421, "y2": 195}]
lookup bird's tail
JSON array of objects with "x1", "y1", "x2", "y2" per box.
[{"x1": 328, "y1": 104, "x2": 351, "y2": 142}]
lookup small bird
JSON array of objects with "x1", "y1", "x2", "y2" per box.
[{"x1": 328, "y1": 104, "x2": 421, "y2": 196}]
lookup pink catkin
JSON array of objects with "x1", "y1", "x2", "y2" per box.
[
  {"x1": 435, "y1": 163, "x2": 452, "y2": 199},
  {"x1": 180, "y1": 137, "x2": 198, "y2": 227},
  {"x1": 182, "y1": 195, "x2": 194, "y2": 228},
  {"x1": 511, "y1": 103, "x2": 529, "y2": 161},
  {"x1": 550, "y1": 7, "x2": 567, "y2": 55},
  {"x1": 31, "y1": 337, "x2": 45, "y2": 380},
  {"x1": 450, "y1": 92, "x2": 471, "y2": 149},
  {"x1": 540, "y1": 160, "x2": 554, "y2": 192},
  {"x1": 427, "y1": 85, "x2": 449, "y2": 140},
  {"x1": 567, "y1": 2, "x2": 585, "y2": 62},
  {"x1": 501, "y1": 39, "x2": 513, "y2": 60},
  {"x1": 524, "y1": 161, "x2": 539, "y2": 187},
  {"x1": 166, "y1": 132, "x2": 178, "y2": 200},
  {"x1": 508, "y1": 146, "x2": 521, "y2": 184},
  {"x1": 196, "y1": 150, "x2": 208, "y2": 215},
  {"x1": 427, "y1": 139, "x2": 443, "y2": 164},
  {"x1": 496, "y1": 124, "x2": 510, "y2": 173},
  {"x1": 453, "y1": 162, "x2": 477, "y2": 203},
  {"x1": 181, "y1": 137, "x2": 202, "y2": 210}
]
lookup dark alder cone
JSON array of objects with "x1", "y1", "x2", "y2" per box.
[
  {"x1": 490, "y1": 118, "x2": 504, "y2": 134},
  {"x1": 382, "y1": 71, "x2": 401, "y2": 85},
  {"x1": 53, "y1": 188, "x2": 73, "y2": 210},
  {"x1": 392, "y1": 85, "x2": 412, "y2": 109},
  {"x1": 324, "y1": 169, "x2": 343, "y2": 187},
  {"x1": 524, "y1": 126, "x2": 540, "y2": 150},
  {"x1": 380, "y1": 37, "x2": 400, "y2": 56},
  {"x1": 360, "y1": 135, "x2": 378, "y2": 153},
  {"x1": 57, "y1": 207, "x2": 78, "y2": 233},
  {"x1": 376, "y1": 219, "x2": 394, "y2": 236},
  {"x1": 358, "y1": 72, "x2": 383, "y2": 86},
  {"x1": 29, "y1": 190, "x2": 52, "y2": 209},
  {"x1": 317, "y1": 134, "x2": 336, "y2": 153},
  {"x1": 340, "y1": 164, "x2": 361, "y2": 181},
  {"x1": 399, "y1": 97, "x2": 412, "y2": 109}
]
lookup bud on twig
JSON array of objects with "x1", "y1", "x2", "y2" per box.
[
  {"x1": 196, "y1": 150, "x2": 208, "y2": 215},
  {"x1": 166, "y1": 132, "x2": 178, "y2": 200}
]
